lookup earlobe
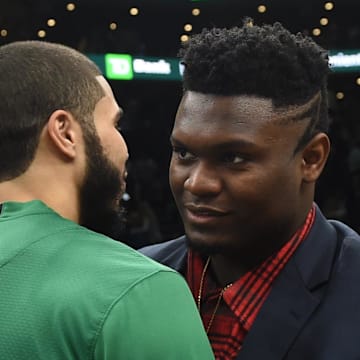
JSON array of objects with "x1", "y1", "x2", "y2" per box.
[
  {"x1": 301, "y1": 133, "x2": 330, "y2": 183},
  {"x1": 46, "y1": 110, "x2": 78, "y2": 160}
]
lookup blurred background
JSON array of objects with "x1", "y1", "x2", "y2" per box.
[{"x1": 2, "y1": 0, "x2": 360, "y2": 247}]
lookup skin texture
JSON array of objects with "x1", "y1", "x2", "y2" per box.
[{"x1": 170, "y1": 91, "x2": 329, "y2": 284}]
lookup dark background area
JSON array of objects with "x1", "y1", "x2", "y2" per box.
[{"x1": 2, "y1": 0, "x2": 360, "y2": 247}]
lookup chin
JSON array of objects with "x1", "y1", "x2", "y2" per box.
[{"x1": 185, "y1": 231, "x2": 226, "y2": 256}]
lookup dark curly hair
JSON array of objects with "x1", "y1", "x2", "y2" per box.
[{"x1": 179, "y1": 20, "x2": 331, "y2": 150}]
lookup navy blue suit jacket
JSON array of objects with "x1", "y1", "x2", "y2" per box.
[{"x1": 140, "y1": 207, "x2": 360, "y2": 359}]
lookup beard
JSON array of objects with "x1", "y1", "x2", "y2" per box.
[{"x1": 79, "y1": 127, "x2": 126, "y2": 238}]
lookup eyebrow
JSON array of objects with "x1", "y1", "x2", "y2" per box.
[{"x1": 170, "y1": 136, "x2": 257, "y2": 150}]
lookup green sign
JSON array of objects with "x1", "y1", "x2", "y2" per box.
[
  {"x1": 88, "y1": 50, "x2": 359, "y2": 81},
  {"x1": 105, "y1": 53, "x2": 134, "y2": 80},
  {"x1": 90, "y1": 53, "x2": 183, "y2": 81}
]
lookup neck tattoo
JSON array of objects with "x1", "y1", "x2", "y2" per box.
[{"x1": 197, "y1": 256, "x2": 233, "y2": 333}]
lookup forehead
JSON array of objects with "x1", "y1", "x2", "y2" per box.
[
  {"x1": 94, "y1": 76, "x2": 121, "y2": 118},
  {"x1": 96, "y1": 75, "x2": 115, "y2": 99},
  {"x1": 174, "y1": 91, "x2": 280, "y2": 140},
  {"x1": 172, "y1": 91, "x2": 308, "y2": 150},
  {"x1": 176, "y1": 91, "x2": 274, "y2": 129}
]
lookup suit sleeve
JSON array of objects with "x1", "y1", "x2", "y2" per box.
[{"x1": 94, "y1": 270, "x2": 214, "y2": 360}]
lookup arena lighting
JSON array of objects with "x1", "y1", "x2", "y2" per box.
[
  {"x1": 66, "y1": 3, "x2": 76, "y2": 11},
  {"x1": 192, "y1": 8, "x2": 201, "y2": 16},
  {"x1": 0, "y1": 29, "x2": 8, "y2": 37},
  {"x1": 37, "y1": 30, "x2": 46, "y2": 38},
  {"x1": 336, "y1": 92, "x2": 344, "y2": 100},
  {"x1": 184, "y1": 24, "x2": 193, "y2": 32},
  {"x1": 109, "y1": 22, "x2": 117, "y2": 30},
  {"x1": 324, "y1": 2, "x2": 334, "y2": 11},
  {"x1": 129, "y1": 7, "x2": 139, "y2": 16},
  {"x1": 257, "y1": 5, "x2": 267, "y2": 13},
  {"x1": 47, "y1": 19, "x2": 56, "y2": 27},
  {"x1": 181, "y1": 34, "x2": 190, "y2": 42},
  {"x1": 320, "y1": 17, "x2": 329, "y2": 26},
  {"x1": 312, "y1": 28, "x2": 321, "y2": 36}
]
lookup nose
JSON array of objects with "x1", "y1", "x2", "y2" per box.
[{"x1": 184, "y1": 162, "x2": 222, "y2": 196}]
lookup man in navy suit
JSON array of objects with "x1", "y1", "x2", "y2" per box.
[{"x1": 141, "y1": 19, "x2": 360, "y2": 359}]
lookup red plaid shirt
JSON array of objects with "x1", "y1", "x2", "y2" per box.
[{"x1": 187, "y1": 206, "x2": 315, "y2": 359}]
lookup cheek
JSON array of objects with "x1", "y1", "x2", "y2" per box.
[
  {"x1": 169, "y1": 161, "x2": 185, "y2": 195},
  {"x1": 117, "y1": 134, "x2": 128, "y2": 167},
  {"x1": 106, "y1": 132, "x2": 128, "y2": 170}
]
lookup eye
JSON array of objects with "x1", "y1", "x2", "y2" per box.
[
  {"x1": 222, "y1": 153, "x2": 245, "y2": 164},
  {"x1": 173, "y1": 146, "x2": 196, "y2": 161}
]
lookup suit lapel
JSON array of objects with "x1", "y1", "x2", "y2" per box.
[
  {"x1": 237, "y1": 260, "x2": 319, "y2": 359},
  {"x1": 237, "y1": 206, "x2": 338, "y2": 360}
]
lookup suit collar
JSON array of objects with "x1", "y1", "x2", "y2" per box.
[{"x1": 237, "y1": 205, "x2": 338, "y2": 360}]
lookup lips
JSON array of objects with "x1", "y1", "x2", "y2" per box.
[{"x1": 184, "y1": 203, "x2": 229, "y2": 224}]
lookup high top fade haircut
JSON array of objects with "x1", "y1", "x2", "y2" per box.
[
  {"x1": 0, "y1": 40, "x2": 104, "y2": 182},
  {"x1": 179, "y1": 19, "x2": 331, "y2": 153}
]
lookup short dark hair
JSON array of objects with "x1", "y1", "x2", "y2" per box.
[
  {"x1": 0, "y1": 40, "x2": 104, "y2": 181},
  {"x1": 179, "y1": 20, "x2": 331, "y2": 151}
]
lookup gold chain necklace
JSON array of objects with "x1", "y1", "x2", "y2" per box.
[{"x1": 197, "y1": 257, "x2": 233, "y2": 333}]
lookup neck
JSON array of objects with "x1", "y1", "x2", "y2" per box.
[
  {"x1": 208, "y1": 254, "x2": 256, "y2": 287},
  {"x1": 0, "y1": 173, "x2": 80, "y2": 223}
]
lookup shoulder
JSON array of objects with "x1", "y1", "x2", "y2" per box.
[
  {"x1": 94, "y1": 270, "x2": 215, "y2": 359},
  {"x1": 139, "y1": 235, "x2": 187, "y2": 258},
  {"x1": 311, "y1": 207, "x2": 360, "y2": 275},
  {"x1": 139, "y1": 236, "x2": 188, "y2": 272},
  {"x1": 52, "y1": 225, "x2": 177, "y2": 284},
  {"x1": 329, "y1": 219, "x2": 360, "y2": 268}
]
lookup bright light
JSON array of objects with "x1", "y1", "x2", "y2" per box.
[
  {"x1": 336, "y1": 92, "x2": 344, "y2": 100},
  {"x1": 66, "y1": 3, "x2": 76, "y2": 11},
  {"x1": 324, "y1": 2, "x2": 334, "y2": 11},
  {"x1": 47, "y1": 19, "x2": 56, "y2": 27},
  {"x1": 181, "y1": 34, "x2": 189, "y2": 42},
  {"x1": 246, "y1": 19, "x2": 254, "y2": 27},
  {"x1": 109, "y1": 22, "x2": 117, "y2": 30},
  {"x1": 192, "y1": 8, "x2": 200, "y2": 16},
  {"x1": 356, "y1": 77, "x2": 360, "y2": 86},
  {"x1": 312, "y1": 28, "x2": 321, "y2": 36},
  {"x1": 184, "y1": 24, "x2": 193, "y2": 32},
  {"x1": 320, "y1": 17, "x2": 329, "y2": 26},
  {"x1": 0, "y1": 29, "x2": 8, "y2": 37},
  {"x1": 37, "y1": 30, "x2": 46, "y2": 38},
  {"x1": 129, "y1": 7, "x2": 139, "y2": 16},
  {"x1": 257, "y1": 5, "x2": 267, "y2": 13}
]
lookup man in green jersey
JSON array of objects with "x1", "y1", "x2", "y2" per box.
[{"x1": 0, "y1": 40, "x2": 213, "y2": 360}]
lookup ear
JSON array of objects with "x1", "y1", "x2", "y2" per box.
[
  {"x1": 301, "y1": 132, "x2": 330, "y2": 183},
  {"x1": 46, "y1": 110, "x2": 80, "y2": 160}
]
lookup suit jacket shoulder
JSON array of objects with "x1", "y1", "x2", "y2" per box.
[{"x1": 140, "y1": 236, "x2": 188, "y2": 275}]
